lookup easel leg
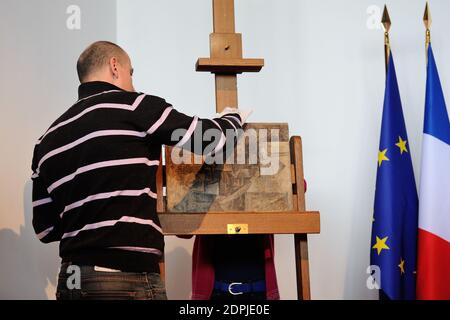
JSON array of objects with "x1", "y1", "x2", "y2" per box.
[
  {"x1": 294, "y1": 233, "x2": 311, "y2": 300},
  {"x1": 159, "y1": 258, "x2": 166, "y2": 283}
]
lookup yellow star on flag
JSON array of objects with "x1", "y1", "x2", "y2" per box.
[
  {"x1": 395, "y1": 136, "x2": 408, "y2": 155},
  {"x1": 378, "y1": 149, "x2": 389, "y2": 167},
  {"x1": 372, "y1": 236, "x2": 390, "y2": 255},
  {"x1": 398, "y1": 258, "x2": 405, "y2": 275}
]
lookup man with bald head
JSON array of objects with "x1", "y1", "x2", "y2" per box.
[
  {"x1": 76, "y1": 41, "x2": 135, "y2": 92},
  {"x1": 31, "y1": 41, "x2": 250, "y2": 300}
]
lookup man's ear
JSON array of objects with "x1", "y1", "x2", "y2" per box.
[{"x1": 109, "y1": 57, "x2": 119, "y2": 79}]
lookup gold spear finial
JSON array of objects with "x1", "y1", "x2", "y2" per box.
[
  {"x1": 381, "y1": 5, "x2": 391, "y2": 33},
  {"x1": 423, "y1": 2, "x2": 432, "y2": 30},
  {"x1": 381, "y1": 5, "x2": 391, "y2": 74},
  {"x1": 423, "y1": 2, "x2": 431, "y2": 52}
]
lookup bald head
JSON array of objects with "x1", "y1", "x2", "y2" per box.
[{"x1": 77, "y1": 41, "x2": 135, "y2": 91}]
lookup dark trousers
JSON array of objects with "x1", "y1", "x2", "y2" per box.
[{"x1": 56, "y1": 262, "x2": 167, "y2": 300}]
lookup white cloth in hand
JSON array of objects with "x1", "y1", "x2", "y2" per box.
[{"x1": 218, "y1": 107, "x2": 253, "y2": 125}]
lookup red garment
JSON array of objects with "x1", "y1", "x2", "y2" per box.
[{"x1": 191, "y1": 234, "x2": 280, "y2": 300}]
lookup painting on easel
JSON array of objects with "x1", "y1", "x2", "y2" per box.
[{"x1": 166, "y1": 123, "x2": 293, "y2": 213}]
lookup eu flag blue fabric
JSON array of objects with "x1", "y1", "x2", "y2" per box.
[{"x1": 370, "y1": 52, "x2": 418, "y2": 300}]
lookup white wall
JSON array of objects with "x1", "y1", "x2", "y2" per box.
[
  {"x1": 117, "y1": 0, "x2": 450, "y2": 300},
  {"x1": 0, "y1": 0, "x2": 116, "y2": 299},
  {"x1": 1, "y1": 0, "x2": 449, "y2": 300}
]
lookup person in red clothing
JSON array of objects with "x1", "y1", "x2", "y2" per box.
[
  {"x1": 190, "y1": 235, "x2": 280, "y2": 300},
  {"x1": 184, "y1": 180, "x2": 307, "y2": 300}
]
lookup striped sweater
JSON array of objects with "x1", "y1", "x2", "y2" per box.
[{"x1": 31, "y1": 81, "x2": 242, "y2": 272}]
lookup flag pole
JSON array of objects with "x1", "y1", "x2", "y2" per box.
[
  {"x1": 423, "y1": 2, "x2": 432, "y2": 63},
  {"x1": 381, "y1": 5, "x2": 391, "y2": 75}
]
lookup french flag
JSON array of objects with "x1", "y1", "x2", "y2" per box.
[{"x1": 416, "y1": 45, "x2": 450, "y2": 300}]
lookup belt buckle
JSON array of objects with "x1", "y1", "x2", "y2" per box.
[{"x1": 228, "y1": 282, "x2": 243, "y2": 295}]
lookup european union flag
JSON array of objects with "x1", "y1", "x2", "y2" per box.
[{"x1": 370, "y1": 52, "x2": 418, "y2": 300}]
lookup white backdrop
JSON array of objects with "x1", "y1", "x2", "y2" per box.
[
  {"x1": 117, "y1": 0, "x2": 450, "y2": 300},
  {"x1": 1, "y1": 0, "x2": 449, "y2": 299}
]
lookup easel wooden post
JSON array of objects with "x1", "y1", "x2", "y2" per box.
[
  {"x1": 196, "y1": 0, "x2": 264, "y2": 113},
  {"x1": 157, "y1": 0, "x2": 320, "y2": 300}
]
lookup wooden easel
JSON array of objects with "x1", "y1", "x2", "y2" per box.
[{"x1": 157, "y1": 0, "x2": 320, "y2": 300}]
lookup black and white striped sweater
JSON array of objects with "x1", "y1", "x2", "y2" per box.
[{"x1": 31, "y1": 81, "x2": 242, "y2": 272}]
